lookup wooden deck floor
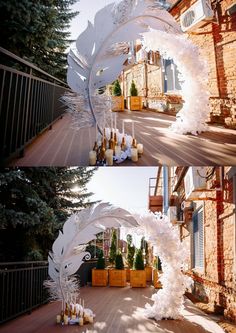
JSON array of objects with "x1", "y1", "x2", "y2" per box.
[
  {"x1": 0, "y1": 286, "x2": 225, "y2": 333},
  {"x1": 10, "y1": 110, "x2": 236, "y2": 166}
]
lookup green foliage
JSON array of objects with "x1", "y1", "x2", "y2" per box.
[
  {"x1": 126, "y1": 234, "x2": 135, "y2": 268},
  {"x1": 115, "y1": 252, "x2": 124, "y2": 270},
  {"x1": 133, "y1": 249, "x2": 144, "y2": 270},
  {"x1": 141, "y1": 237, "x2": 149, "y2": 266},
  {"x1": 24, "y1": 249, "x2": 44, "y2": 261},
  {"x1": 109, "y1": 229, "x2": 117, "y2": 266},
  {"x1": 96, "y1": 250, "x2": 106, "y2": 269},
  {"x1": 112, "y1": 80, "x2": 122, "y2": 96},
  {"x1": 0, "y1": 0, "x2": 78, "y2": 81},
  {"x1": 86, "y1": 245, "x2": 103, "y2": 259},
  {"x1": 130, "y1": 80, "x2": 138, "y2": 96},
  {"x1": 0, "y1": 167, "x2": 96, "y2": 261}
]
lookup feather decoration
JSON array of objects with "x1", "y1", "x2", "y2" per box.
[
  {"x1": 44, "y1": 203, "x2": 138, "y2": 303},
  {"x1": 65, "y1": 0, "x2": 182, "y2": 131}
]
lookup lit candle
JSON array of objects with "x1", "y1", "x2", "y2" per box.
[
  {"x1": 137, "y1": 143, "x2": 143, "y2": 155},
  {"x1": 132, "y1": 121, "x2": 135, "y2": 138},
  {"x1": 115, "y1": 145, "x2": 121, "y2": 158},
  {"x1": 56, "y1": 315, "x2": 61, "y2": 324},
  {"x1": 105, "y1": 149, "x2": 113, "y2": 166},
  {"x1": 89, "y1": 151, "x2": 97, "y2": 166},
  {"x1": 131, "y1": 148, "x2": 138, "y2": 162}
]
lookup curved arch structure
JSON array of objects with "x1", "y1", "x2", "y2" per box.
[
  {"x1": 67, "y1": 0, "x2": 210, "y2": 135},
  {"x1": 46, "y1": 203, "x2": 191, "y2": 320}
]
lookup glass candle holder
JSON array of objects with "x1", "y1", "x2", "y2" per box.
[
  {"x1": 131, "y1": 148, "x2": 138, "y2": 162},
  {"x1": 137, "y1": 143, "x2": 143, "y2": 155},
  {"x1": 115, "y1": 145, "x2": 121, "y2": 158},
  {"x1": 105, "y1": 149, "x2": 113, "y2": 166},
  {"x1": 89, "y1": 151, "x2": 97, "y2": 166}
]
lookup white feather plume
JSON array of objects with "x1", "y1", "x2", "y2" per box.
[{"x1": 44, "y1": 203, "x2": 138, "y2": 302}]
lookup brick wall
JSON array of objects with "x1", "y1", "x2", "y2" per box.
[
  {"x1": 170, "y1": 0, "x2": 236, "y2": 127},
  {"x1": 175, "y1": 166, "x2": 236, "y2": 321}
]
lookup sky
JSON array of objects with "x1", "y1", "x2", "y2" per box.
[
  {"x1": 70, "y1": 0, "x2": 116, "y2": 39},
  {"x1": 87, "y1": 167, "x2": 157, "y2": 211}
]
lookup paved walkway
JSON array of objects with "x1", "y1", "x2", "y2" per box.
[
  {"x1": 10, "y1": 110, "x2": 236, "y2": 166},
  {"x1": 0, "y1": 286, "x2": 225, "y2": 333}
]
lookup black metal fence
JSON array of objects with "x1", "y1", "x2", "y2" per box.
[
  {"x1": 0, "y1": 261, "x2": 48, "y2": 324},
  {"x1": 0, "y1": 47, "x2": 71, "y2": 166}
]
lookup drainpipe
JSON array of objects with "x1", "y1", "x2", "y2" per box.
[
  {"x1": 233, "y1": 173, "x2": 236, "y2": 278},
  {"x1": 163, "y1": 166, "x2": 169, "y2": 215}
]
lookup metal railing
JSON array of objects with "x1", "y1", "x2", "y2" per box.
[
  {"x1": 0, "y1": 47, "x2": 71, "y2": 165},
  {"x1": 0, "y1": 261, "x2": 48, "y2": 324}
]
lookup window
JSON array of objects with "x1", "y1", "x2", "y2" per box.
[
  {"x1": 192, "y1": 206, "x2": 204, "y2": 269},
  {"x1": 163, "y1": 59, "x2": 181, "y2": 93}
]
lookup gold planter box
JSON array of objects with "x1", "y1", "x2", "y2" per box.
[
  {"x1": 130, "y1": 270, "x2": 146, "y2": 287},
  {"x1": 128, "y1": 96, "x2": 142, "y2": 111},
  {"x1": 112, "y1": 96, "x2": 124, "y2": 111},
  {"x1": 145, "y1": 266, "x2": 152, "y2": 282},
  {"x1": 109, "y1": 269, "x2": 126, "y2": 287},
  {"x1": 126, "y1": 268, "x2": 130, "y2": 282},
  {"x1": 92, "y1": 269, "x2": 108, "y2": 287},
  {"x1": 152, "y1": 268, "x2": 162, "y2": 289}
]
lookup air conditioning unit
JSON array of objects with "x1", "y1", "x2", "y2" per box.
[
  {"x1": 184, "y1": 167, "x2": 207, "y2": 200},
  {"x1": 180, "y1": 0, "x2": 214, "y2": 32}
]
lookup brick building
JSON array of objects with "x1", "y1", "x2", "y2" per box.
[
  {"x1": 119, "y1": 0, "x2": 236, "y2": 127},
  {"x1": 158, "y1": 166, "x2": 236, "y2": 321}
]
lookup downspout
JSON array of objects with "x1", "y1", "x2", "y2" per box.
[
  {"x1": 163, "y1": 166, "x2": 169, "y2": 215},
  {"x1": 233, "y1": 173, "x2": 236, "y2": 279}
]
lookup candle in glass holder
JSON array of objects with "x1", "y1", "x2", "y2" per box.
[
  {"x1": 89, "y1": 151, "x2": 97, "y2": 166},
  {"x1": 131, "y1": 148, "x2": 138, "y2": 162},
  {"x1": 88, "y1": 316, "x2": 94, "y2": 323},
  {"x1": 78, "y1": 317, "x2": 84, "y2": 326},
  {"x1": 137, "y1": 143, "x2": 143, "y2": 155},
  {"x1": 64, "y1": 314, "x2": 69, "y2": 325},
  {"x1": 115, "y1": 145, "x2": 121, "y2": 158},
  {"x1": 56, "y1": 315, "x2": 61, "y2": 324},
  {"x1": 105, "y1": 149, "x2": 113, "y2": 166}
]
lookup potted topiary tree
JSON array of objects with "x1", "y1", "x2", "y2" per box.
[
  {"x1": 128, "y1": 80, "x2": 142, "y2": 111},
  {"x1": 130, "y1": 248, "x2": 146, "y2": 287},
  {"x1": 126, "y1": 234, "x2": 135, "y2": 281},
  {"x1": 109, "y1": 229, "x2": 117, "y2": 267},
  {"x1": 112, "y1": 80, "x2": 124, "y2": 111},
  {"x1": 92, "y1": 250, "x2": 108, "y2": 286},
  {"x1": 141, "y1": 237, "x2": 152, "y2": 283},
  {"x1": 152, "y1": 256, "x2": 162, "y2": 289},
  {"x1": 109, "y1": 251, "x2": 126, "y2": 287}
]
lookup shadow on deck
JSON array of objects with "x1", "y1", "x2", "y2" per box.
[
  {"x1": 10, "y1": 110, "x2": 236, "y2": 166},
  {"x1": 0, "y1": 286, "x2": 225, "y2": 333}
]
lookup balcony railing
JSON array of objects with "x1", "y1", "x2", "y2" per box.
[{"x1": 0, "y1": 47, "x2": 71, "y2": 166}]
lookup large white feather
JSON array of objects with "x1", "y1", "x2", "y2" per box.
[
  {"x1": 45, "y1": 203, "x2": 138, "y2": 302},
  {"x1": 65, "y1": 0, "x2": 182, "y2": 130}
]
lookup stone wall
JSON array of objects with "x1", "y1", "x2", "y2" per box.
[{"x1": 170, "y1": 0, "x2": 236, "y2": 127}]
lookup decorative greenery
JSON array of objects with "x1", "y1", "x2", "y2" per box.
[
  {"x1": 141, "y1": 236, "x2": 149, "y2": 266},
  {"x1": 112, "y1": 80, "x2": 122, "y2": 96},
  {"x1": 0, "y1": 167, "x2": 96, "y2": 261},
  {"x1": 133, "y1": 248, "x2": 144, "y2": 270},
  {"x1": 85, "y1": 244, "x2": 103, "y2": 259},
  {"x1": 126, "y1": 234, "x2": 135, "y2": 268},
  {"x1": 96, "y1": 250, "x2": 106, "y2": 269},
  {"x1": 109, "y1": 229, "x2": 117, "y2": 266},
  {"x1": 0, "y1": 0, "x2": 78, "y2": 81},
  {"x1": 130, "y1": 80, "x2": 138, "y2": 96},
  {"x1": 115, "y1": 252, "x2": 124, "y2": 270}
]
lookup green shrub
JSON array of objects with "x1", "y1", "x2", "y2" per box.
[
  {"x1": 130, "y1": 80, "x2": 138, "y2": 96},
  {"x1": 112, "y1": 80, "x2": 122, "y2": 96},
  {"x1": 96, "y1": 250, "x2": 106, "y2": 269},
  {"x1": 109, "y1": 229, "x2": 117, "y2": 266},
  {"x1": 133, "y1": 249, "x2": 144, "y2": 270},
  {"x1": 126, "y1": 234, "x2": 135, "y2": 268},
  {"x1": 115, "y1": 252, "x2": 124, "y2": 270}
]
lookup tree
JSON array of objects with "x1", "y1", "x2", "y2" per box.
[
  {"x1": 115, "y1": 252, "x2": 124, "y2": 270},
  {"x1": 96, "y1": 250, "x2": 105, "y2": 270},
  {"x1": 133, "y1": 249, "x2": 144, "y2": 270},
  {"x1": 0, "y1": 0, "x2": 78, "y2": 81},
  {"x1": 0, "y1": 167, "x2": 96, "y2": 261},
  {"x1": 112, "y1": 80, "x2": 122, "y2": 96},
  {"x1": 126, "y1": 234, "x2": 135, "y2": 268},
  {"x1": 141, "y1": 236, "x2": 149, "y2": 266},
  {"x1": 109, "y1": 229, "x2": 117, "y2": 266},
  {"x1": 130, "y1": 80, "x2": 138, "y2": 96}
]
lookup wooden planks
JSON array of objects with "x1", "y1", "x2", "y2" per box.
[
  {"x1": 0, "y1": 286, "x2": 225, "y2": 333},
  {"x1": 10, "y1": 110, "x2": 236, "y2": 166}
]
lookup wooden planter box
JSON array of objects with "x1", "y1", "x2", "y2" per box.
[
  {"x1": 126, "y1": 268, "x2": 130, "y2": 282},
  {"x1": 92, "y1": 269, "x2": 108, "y2": 287},
  {"x1": 127, "y1": 96, "x2": 142, "y2": 111},
  {"x1": 152, "y1": 269, "x2": 162, "y2": 289},
  {"x1": 109, "y1": 269, "x2": 126, "y2": 287},
  {"x1": 145, "y1": 266, "x2": 152, "y2": 282},
  {"x1": 112, "y1": 96, "x2": 124, "y2": 111},
  {"x1": 130, "y1": 270, "x2": 146, "y2": 287}
]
